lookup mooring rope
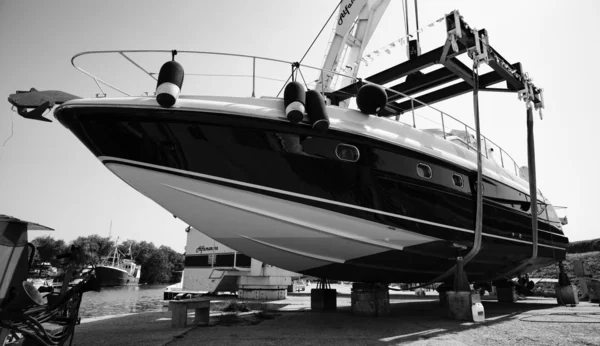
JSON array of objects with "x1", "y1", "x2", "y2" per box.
[
  {"x1": 1, "y1": 108, "x2": 15, "y2": 147},
  {"x1": 299, "y1": 0, "x2": 342, "y2": 64},
  {"x1": 276, "y1": 1, "x2": 342, "y2": 97}
]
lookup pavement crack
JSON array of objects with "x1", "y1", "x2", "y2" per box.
[{"x1": 162, "y1": 326, "x2": 199, "y2": 346}]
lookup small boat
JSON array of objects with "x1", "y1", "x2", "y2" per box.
[{"x1": 95, "y1": 245, "x2": 142, "y2": 287}]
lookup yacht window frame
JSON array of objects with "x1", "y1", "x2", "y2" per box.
[
  {"x1": 416, "y1": 163, "x2": 432, "y2": 179},
  {"x1": 452, "y1": 174, "x2": 463, "y2": 187},
  {"x1": 335, "y1": 143, "x2": 360, "y2": 162}
]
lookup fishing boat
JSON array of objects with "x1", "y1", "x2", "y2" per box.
[
  {"x1": 7, "y1": 1, "x2": 567, "y2": 286},
  {"x1": 95, "y1": 245, "x2": 141, "y2": 287}
]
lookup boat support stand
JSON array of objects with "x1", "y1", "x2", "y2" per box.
[{"x1": 310, "y1": 278, "x2": 336, "y2": 311}]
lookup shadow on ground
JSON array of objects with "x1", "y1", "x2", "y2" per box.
[
  {"x1": 73, "y1": 298, "x2": 600, "y2": 346},
  {"x1": 171, "y1": 299, "x2": 589, "y2": 346}
]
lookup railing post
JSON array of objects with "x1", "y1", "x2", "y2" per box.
[
  {"x1": 499, "y1": 148, "x2": 505, "y2": 168},
  {"x1": 464, "y1": 124, "x2": 469, "y2": 149},
  {"x1": 483, "y1": 137, "x2": 488, "y2": 159},
  {"x1": 93, "y1": 78, "x2": 107, "y2": 97},
  {"x1": 320, "y1": 69, "x2": 325, "y2": 95},
  {"x1": 514, "y1": 162, "x2": 518, "y2": 176},
  {"x1": 252, "y1": 57, "x2": 256, "y2": 97},
  {"x1": 411, "y1": 99, "x2": 416, "y2": 128},
  {"x1": 440, "y1": 112, "x2": 446, "y2": 139}
]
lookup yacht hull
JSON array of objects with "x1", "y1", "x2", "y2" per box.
[{"x1": 55, "y1": 100, "x2": 568, "y2": 283}]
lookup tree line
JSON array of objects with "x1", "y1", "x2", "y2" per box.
[
  {"x1": 31, "y1": 235, "x2": 184, "y2": 284},
  {"x1": 568, "y1": 238, "x2": 600, "y2": 254}
]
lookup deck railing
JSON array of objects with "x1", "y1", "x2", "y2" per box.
[
  {"x1": 364, "y1": 79, "x2": 527, "y2": 179},
  {"x1": 71, "y1": 50, "x2": 526, "y2": 180}
]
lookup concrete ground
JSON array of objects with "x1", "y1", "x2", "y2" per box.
[{"x1": 71, "y1": 294, "x2": 600, "y2": 346}]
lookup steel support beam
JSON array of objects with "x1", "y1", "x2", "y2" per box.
[
  {"x1": 387, "y1": 67, "x2": 458, "y2": 102},
  {"x1": 365, "y1": 46, "x2": 447, "y2": 84},
  {"x1": 487, "y1": 48, "x2": 524, "y2": 91},
  {"x1": 442, "y1": 58, "x2": 474, "y2": 87},
  {"x1": 390, "y1": 63, "x2": 521, "y2": 112},
  {"x1": 328, "y1": 43, "x2": 470, "y2": 103}
]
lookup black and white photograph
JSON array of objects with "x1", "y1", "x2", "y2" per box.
[{"x1": 1, "y1": 1, "x2": 599, "y2": 345}]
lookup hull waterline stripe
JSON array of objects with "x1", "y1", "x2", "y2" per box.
[
  {"x1": 99, "y1": 156, "x2": 472, "y2": 233},
  {"x1": 99, "y1": 156, "x2": 567, "y2": 251},
  {"x1": 165, "y1": 181, "x2": 565, "y2": 251},
  {"x1": 162, "y1": 183, "x2": 412, "y2": 251},
  {"x1": 236, "y1": 234, "x2": 345, "y2": 263}
]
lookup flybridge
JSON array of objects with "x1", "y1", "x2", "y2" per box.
[{"x1": 327, "y1": 10, "x2": 545, "y2": 118}]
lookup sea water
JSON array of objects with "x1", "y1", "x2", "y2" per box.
[{"x1": 77, "y1": 284, "x2": 168, "y2": 318}]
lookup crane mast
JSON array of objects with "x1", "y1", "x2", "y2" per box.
[{"x1": 318, "y1": 0, "x2": 390, "y2": 100}]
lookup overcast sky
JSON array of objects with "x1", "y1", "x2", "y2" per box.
[{"x1": 1, "y1": 0, "x2": 598, "y2": 252}]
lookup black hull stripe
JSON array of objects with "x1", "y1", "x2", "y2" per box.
[
  {"x1": 101, "y1": 156, "x2": 566, "y2": 251},
  {"x1": 59, "y1": 103, "x2": 531, "y2": 199}
]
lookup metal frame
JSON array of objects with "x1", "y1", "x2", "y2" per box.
[
  {"x1": 326, "y1": 10, "x2": 546, "y2": 286},
  {"x1": 72, "y1": 50, "x2": 360, "y2": 98},
  {"x1": 328, "y1": 11, "x2": 543, "y2": 114}
]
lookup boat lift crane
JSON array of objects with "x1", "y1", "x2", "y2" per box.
[
  {"x1": 320, "y1": 4, "x2": 547, "y2": 289},
  {"x1": 317, "y1": 0, "x2": 391, "y2": 98},
  {"x1": 326, "y1": 11, "x2": 544, "y2": 117}
]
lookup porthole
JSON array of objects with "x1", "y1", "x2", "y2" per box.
[
  {"x1": 417, "y1": 163, "x2": 432, "y2": 179},
  {"x1": 335, "y1": 143, "x2": 360, "y2": 162},
  {"x1": 452, "y1": 174, "x2": 463, "y2": 187}
]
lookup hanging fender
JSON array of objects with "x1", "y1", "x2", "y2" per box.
[
  {"x1": 156, "y1": 61, "x2": 184, "y2": 108},
  {"x1": 305, "y1": 90, "x2": 329, "y2": 132},
  {"x1": 283, "y1": 81, "x2": 306, "y2": 124},
  {"x1": 356, "y1": 84, "x2": 387, "y2": 115}
]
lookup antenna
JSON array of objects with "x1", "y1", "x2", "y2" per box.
[
  {"x1": 109, "y1": 219, "x2": 113, "y2": 239},
  {"x1": 112, "y1": 236, "x2": 120, "y2": 267}
]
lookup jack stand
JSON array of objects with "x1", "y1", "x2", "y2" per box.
[
  {"x1": 446, "y1": 257, "x2": 484, "y2": 321},
  {"x1": 588, "y1": 280, "x2": 600, "y2": 304},
  {"x1": 556, "y1": 262, "x2": 578, "y2": 306},
  {"x1": 351, "y1": 283, "x2": 390, "y2": 317},
  {"x1": 310, "y1": 278, "x2": 336, "y2": 311},
  {"x1": 573, "y1": 259, "x2": 592, "y2": 301},
  {"x1": 436, "y1": 281, "x2": 452, "y2": 306},
  {"x1": 493, "y1": 279, "x2": 518, "y2": 303}
]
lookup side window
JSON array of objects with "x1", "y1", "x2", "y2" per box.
[
  {"x1": 417, "y1": 163, "x2": 432, "y2": 179},
  {"x1": 335, "y1": 144, "x2": 360, "y2": 162},
  {"x1": 452, "y1": 174, "x2": 463, "y2": 187}
]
